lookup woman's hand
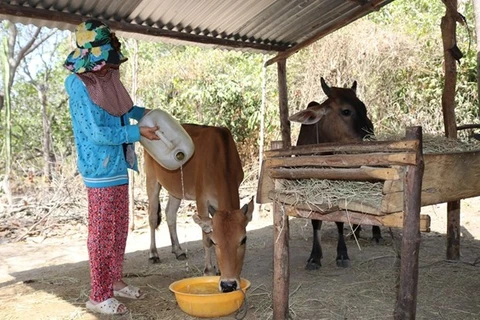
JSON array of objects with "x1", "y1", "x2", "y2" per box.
[{"x1": 140, "y1": 126, "x2": 160, "y2": 140}]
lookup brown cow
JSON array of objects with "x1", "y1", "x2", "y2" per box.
[
  {"x1": 289, "y1": 77, "x2": 383, "y2": 270},
  {"x1": 144, "y1": 124, "x2": 253, "y2": 292}
]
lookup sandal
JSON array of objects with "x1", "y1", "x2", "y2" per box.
[
  {"x1": 85, "y1": 297, "x2": 128, "y2": 315},
  {"x1": 114, "y1": 285, "x2": 146, "y2": 300}
]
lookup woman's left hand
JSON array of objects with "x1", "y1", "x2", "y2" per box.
[{"x1": 140, "y1": 126, "x2": 160, "y2": 140}]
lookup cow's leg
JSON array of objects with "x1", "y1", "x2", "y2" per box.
[
  {"x1": 336, "y1": 222, "x2": 350, "y2": 267},
  {"x1": 165, "y1": 195, "x2": 186, "y2": 260},
  {"x1": 371, "y1": 225, "x2": 384, "y2": 244},
  {"x1": 196, "y1": 197, "x2": 217, "y2": 275},
  {"x1": 306, "y1": 219, "x2": 323, "y2": 270},
  {"x1": 202, "y1": 232, "x2": 217, "y2": 275},
  {"x1": 146, "y1": 169, "x2": 162, "y2": 264}
]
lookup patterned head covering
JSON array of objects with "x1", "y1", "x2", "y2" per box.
[{"x1": 64, "y1": 19, "x2": 127, "y2": 73}]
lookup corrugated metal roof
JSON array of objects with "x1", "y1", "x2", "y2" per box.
[{"x1": 1, "y1": 0, "x2": 393, "y2": 54}]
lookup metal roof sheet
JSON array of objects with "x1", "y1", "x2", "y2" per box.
[{"x1": 1, "y1": 0, "x2": 393, "y2": 55}]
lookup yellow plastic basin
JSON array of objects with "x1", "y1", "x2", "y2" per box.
[{"x1": 169, "y1": 276, "x2": 251, "y2": 318}]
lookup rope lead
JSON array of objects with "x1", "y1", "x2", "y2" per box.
[{"x1": 235, "y1": 289, "x2": 248, "y2": 320}]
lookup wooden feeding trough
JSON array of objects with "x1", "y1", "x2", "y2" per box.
[{"x1": 256, "y1": 126, "x2": 480, "y2": 319}]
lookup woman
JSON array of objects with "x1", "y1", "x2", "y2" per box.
[{"x1": 64, "y1": 19, "x2": 159, "y2": 315}]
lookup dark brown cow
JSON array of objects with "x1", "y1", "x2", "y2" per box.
[
  {"x1": 144, "y1": 124, "x2": 253, "y2": 292},
  {"x1": 289, "y1": 77, "x2": 383, "y2": 270}
]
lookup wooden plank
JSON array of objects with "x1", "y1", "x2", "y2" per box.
[
  {"x1": 361, "y1": 166, "x2": 401, "y2": 180},
  {"x1": 382, "y1": 151, "x2": 480, "y2": 212},
  {"x1": 285, "y1": 207, "x2": 430, "y2": 232},
  {"x1": 286, "y1": 207, "x2": 381, "y2": 225},
  {"x1": 382, "y1": 179, "x2": 403, "y2": 194},
  {"x1": 268, "y1": 191, "x2": 338, "y2": 213},
  {"x1": 381, "y1": 212, "x2": 430, "y2": 232},
  {"x1": 338, "y1": 200, "x2": 382, "y2": 216},
  {"x1": 268, "y1": 152, "x2": 417, "y2": 168},
  {"x1": 270, "y1": 166, "x2": 399, "y2": 181},
  {"x1": 422, "y1": 151, "x2": 480, "y2": 202},
  {"x1": 381, "y1": 192, "x2": 403, "y2": 213},
  {"x1": 265, "y1": 139, "x2": 419, "y2": 158}
]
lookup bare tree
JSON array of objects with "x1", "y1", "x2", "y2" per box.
[
  {"x1": 23, "y1": 31, "x2": 61, "y2": 182},
  {"x1": 1, "y1": 21, "x2": 55, "y2": 206}
]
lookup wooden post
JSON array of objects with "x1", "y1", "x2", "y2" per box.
[
  {"x1": 277, "y1": 59, "x2": 291, "y2": 148},
  {"x1": 394, "y1": 126, "x2": 424, "y2": 320},
  {"x1": 441, "y1": 0, "x2": 461, "y2": 260},
  {"x1": 271, "y1": 140, "x2": 289, "y2": 320},
  {"x1": 273, "y1": 200, "x2": 289, "y2": 320}
]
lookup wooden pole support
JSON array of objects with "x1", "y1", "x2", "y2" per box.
[
  {"x1": 394, "y1": 126, "x2": 424, "y2": 320},
  {"x1": 441, "y1": 0, "x2": 461, "y2": 261},
  {"x1": 277, "y1": 59, "x2": 291, "y2": 148},
  {"x1": 272, "y1": 201, "x2": 290, "y2": 320},
  {"x1": 272, "y1": 137, "x2": 290, "y2": 319}
]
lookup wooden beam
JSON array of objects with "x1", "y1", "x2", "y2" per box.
[
  {"x1": 268, "y1": 152, "x2": 417, "y2": 168},
  {"x1": 0, "y1": 3, "x2": 287, "y2": 52},
  {"x1": 285, "y1": 207, "x2": 430, "y2": 232},
  {"x1": 270, "y1": 165, "x2": 399, "y2": 181},
  {"x1": 265, "y1": 139, "x2": 418, "y2": 158},
  {"x1": 265, "y1": 0, "x2": 393, "y2": 66}
]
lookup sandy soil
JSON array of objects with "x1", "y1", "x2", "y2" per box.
[{"x1": 1, "y1": 196, "x2": 479, "y2": 320}]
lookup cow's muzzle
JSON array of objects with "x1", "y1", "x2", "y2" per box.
[{"x1": 220, "y1": 280, "x2": 238, "y2": 293}]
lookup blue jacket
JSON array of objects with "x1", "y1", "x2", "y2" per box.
[{"x1": 65, "y1": 74, "x2": 145, "y2": 188}]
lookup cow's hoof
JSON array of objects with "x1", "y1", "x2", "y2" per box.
[
  {"x1": 176, "y1": 253, "x2": 187, "y2": 260},
  {"x1": 149, "y1": 257, "x2": 161, "y2": 264},
  {"x1": 372, "y1": 237, "x2": 385, "y2": 245},
  {"x1": 305, "y1": 261, "x2": 321, "y2": 270},
  {"x1": 336, "y1": 257, "x2": 350, "y2": 268}
]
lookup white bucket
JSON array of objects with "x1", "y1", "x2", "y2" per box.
[{"x1": 139, "y1": 109, "x2": 194, "y2": 170}]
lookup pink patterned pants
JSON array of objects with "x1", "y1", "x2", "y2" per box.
[{"x1": 86, "y1": 184, "x2": 129, "y2": 302}]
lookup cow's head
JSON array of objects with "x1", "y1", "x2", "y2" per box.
[
  {"x1": 289, "y1": 77, "x2": 374, "y2": 144},
  {"x1": 193, "y1": 198, "x2": 254, "y2": 292}
]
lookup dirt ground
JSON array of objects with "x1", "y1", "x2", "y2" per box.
[{"x1": 1, "y1": 195, "x2": 480, "y2": 320}]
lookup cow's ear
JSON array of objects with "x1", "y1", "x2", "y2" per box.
[
  {"x1": 241, "y1": 198, "x2": 254, "y2": 222},
  {"x1": 193, "y1": 213, "x2": 213, "y2": 234},
  {"x1": 289, "y1": 105, "x2": 328, "y2": 125}
]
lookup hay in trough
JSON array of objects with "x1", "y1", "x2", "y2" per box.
[
  {"x1": 371, "y1": 132, "x2": 480, "y2": 154},
  {"x1": 280, "y1": 178, "x2": 384, "y2": 211}
]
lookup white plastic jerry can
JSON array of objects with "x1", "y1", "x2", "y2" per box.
[{"x1": 139, "y1": 109, "x2": 195, "y2": 170}]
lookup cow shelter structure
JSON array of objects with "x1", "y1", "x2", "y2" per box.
[{"x1": 1, "y1": 0, "x2": 478, "y2": 319}]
